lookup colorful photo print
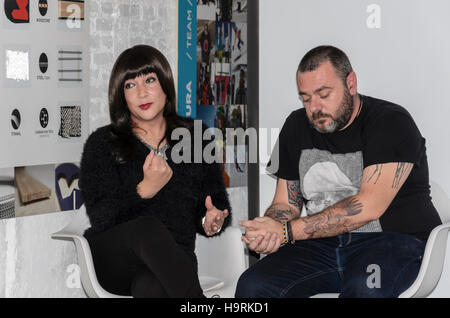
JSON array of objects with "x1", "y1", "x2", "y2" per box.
[
  {"x1": 196, "y1": 105, "x2": 217, "y2": 129},
  {"x1": 2, "y1": 0, "x2": 30, "y2": 30},
  {"x1": 14, "y1": 164, "x2": 59, "y2": 218},
  {"x1": 215, "y1": 21, "x2": 233, "y2": 64},
  {"x1": 4, "y1": 0, "x2": 30, "y2": 24},
  {"x1": 227, "y1": 104, "x2": 247, "y2": 136},
  {"x1": 216, "y1": 0, "x2": 233, "y2": 22},
  {"x1": 197, "y1": 20, "x2": 216, "y2": 65},
  {"x1": 231, "y1": 22, "x2": 247, "y2": 65},
  {"x1": 211, "y1": 62, "x2": 232, "y2": 105},
  {"x1": 214, "y1": 105, "x2": 228, "y2": 185},
  {"x1": 55, "y1": 162, "x2": 83, "y2": 211},
  {"x1": 225, "y1": 104, "x2": 248, "y2": 187},
  {"x1": 0, "y1": 168, "x2": 15, "y2": 219},
  {"x1": 225, "y1": 144, "x2": 247, "y2": 188},
  {"x1": 232, "y1": 0, "x2": 247, "y2": 22},
  {"x1": 232, "y1": 64, "x2": 247, "y2": 105},
  {"x1": 197, "y1": 62, "x2": 215, "y2": 105},
  {"x1": 197, "y1": 0, "x2": 216, "y2": 20}
]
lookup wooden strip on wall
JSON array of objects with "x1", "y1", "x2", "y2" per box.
[{"x1": 15, "y1": 167, "x2": 51, "y2": 204}]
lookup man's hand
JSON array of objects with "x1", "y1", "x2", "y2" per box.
[
  {"x1": 203, "y1": 196, "x2": 229, "y2": 236},
  {"x1": 241, "y1": 217, "x2": 284, "y2": 254}
]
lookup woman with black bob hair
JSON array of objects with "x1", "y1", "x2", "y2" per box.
[{"x1": 80, "y1": 45, "x2": 231, "y2": 298}]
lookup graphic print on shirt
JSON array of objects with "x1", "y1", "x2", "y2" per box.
[{"x1": 299, "y1": 148, "x2": 382, "y2": 233}]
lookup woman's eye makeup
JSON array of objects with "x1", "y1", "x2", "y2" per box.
[{"x1": 124, "y1": 82, "x2": 135, "y2": 89}]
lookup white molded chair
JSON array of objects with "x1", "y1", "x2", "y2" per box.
[
  {"x1": 312, "y1": 181, "x2": 450, "y2": 298},
  {"x1": 51, "y1": 206, "x2": 247, "y2": 298}
]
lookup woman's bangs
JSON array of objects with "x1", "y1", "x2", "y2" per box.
[{"x1": 123, "y1": 64, "x2": 157, "y2": 82}]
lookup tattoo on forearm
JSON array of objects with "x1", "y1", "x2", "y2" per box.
[
  {"x1": 392, "y1": 163, "x2": 413, "y2": 189},
  {"x1": 300, "y1": 196, "x2": 364, "y2": 239},
  {"x1": 287, "y1": 180, "x2": 303, "y2": 210},
  {"x1": 265, "y1": 203, "x2": 298, "y2": 222},
  {"x1": 364, "y1": 164, "x2": 382, "y2": 184}
]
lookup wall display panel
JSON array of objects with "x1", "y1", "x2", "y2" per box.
[
  {"x1": 180, "y1": 0, "x2": 248, "y2": 188},
  {"x1": 0, "y1": 0, "x2": 89, "y2": 217}
]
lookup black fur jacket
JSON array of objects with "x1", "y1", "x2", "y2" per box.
[{"x1": 79, "y1": 123, "x2": 232, "y2": 264}]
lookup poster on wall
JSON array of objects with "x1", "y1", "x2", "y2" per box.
[
  {"x1": 0, "y1": 0, "x2": 89, "y2": 219},
  {"x1": 180, "y1": 0, "x2": 248, "y2": 188}
]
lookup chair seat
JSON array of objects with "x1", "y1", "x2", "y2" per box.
[
  {"x1": 199, "y1": 276, "x2": 225, "y2": 292},
  {"x1": 51, "y1": 207, "x2": 247, "y2": 298}
]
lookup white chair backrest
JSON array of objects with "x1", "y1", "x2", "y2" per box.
[
  {"x1": 430, "y1": 181, "x2": 450, "y2": 223},
  {"x1": 64, "y1": 205, "x2": 91, "y2": 236}
]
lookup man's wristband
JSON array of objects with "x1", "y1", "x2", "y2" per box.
[
  {"x1": 282, "y1": 221, "x2": 295, "y2": 245},
  {"x1": 287, "y1": 221, "x2": 295, "y2": 244}
]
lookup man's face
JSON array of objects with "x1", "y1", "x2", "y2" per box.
[{"x1": 297, "y1": 60, "x2": 355, "y2": 133}]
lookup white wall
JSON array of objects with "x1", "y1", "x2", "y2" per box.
[{"x1": 259, "y1": 0, "x2": 450, "y2": 297}]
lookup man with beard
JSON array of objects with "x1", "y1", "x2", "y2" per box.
[{"x1": 236, "y1": 46, "x2": 442, "y2": 298}]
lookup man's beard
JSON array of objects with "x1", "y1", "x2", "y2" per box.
[{"x1": 309, "y1": 89, "x2": 354, "y2": 134}]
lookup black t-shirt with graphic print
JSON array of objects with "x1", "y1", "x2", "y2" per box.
[{"x1": 268, "y1": 95, "x2": 442, "y2": 241}]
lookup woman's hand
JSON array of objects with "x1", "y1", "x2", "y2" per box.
[
  {"x1": 203, "y1": 196, "x2": 229, "y2": 236},
  {"x1": 137, "y1": 150, "x2": 173, "y2": 199}
]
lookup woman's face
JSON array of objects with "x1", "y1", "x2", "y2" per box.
[{"x1": 124, "y1": 72, "x2": 167, "y2": 127}]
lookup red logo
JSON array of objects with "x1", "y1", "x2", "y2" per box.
[{"x1": 4, "y1": 0, "x2": 29, "y2": 23}]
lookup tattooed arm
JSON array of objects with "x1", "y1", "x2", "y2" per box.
[
  {"x1": 264, "y1": 179, "x2": 303, "y2": 222},
  {"x1": 293, "y1": 162, "x2": 414, "y2": 239},
  {"x1": 242, "y1": 162, "x2": 414, "y2": 246},
  {"x1": 240, "y1": 178, "x2": 302, "y2": 254}
]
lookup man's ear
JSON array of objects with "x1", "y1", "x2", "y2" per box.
[{"x1": 346, "y1": 72, "x2": 358, "y2": 95}]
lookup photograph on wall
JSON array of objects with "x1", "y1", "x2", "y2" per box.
[
  {"x1": 197, "y1": 62, "x2": 214, "y2": 105},
  {"x1": 55, "y1": 162, "x2": 83, "y2": 211},
  {"x1": 197, "y1": 0, "x2": 216, "y2": 20},
  {"x1": 58, "y1": 104, "x2": 82, "y2": 139},
  {"x1": 197, "y1": 104, "x2": 217, "y2": 129},
  {"x1": 215, "y1": 21, "x2": 232, "y2": 64},
  {"x1": 232, "y1": 0, "x2": 247, "y2": 22},
  {"x1": 2, "y1": 44, "x2": 31, "y2": 88},
  {"x1": 57, "y1": 0, "x2": 85, "y2": 30},
  {"x1": 232, "y1": 64, "x2": 247, "y2": 105},
  {"x1": 231, "y1": 22, "x2": 246, "y2": 64},
  {"x1": 214, "y1": 105, "x2": 230, "y2": 187},
  {"x1": 193, "y1": 0, "x2": 248, "y2": 188},
  {"x1": 217, "y1": 0, "x2": 233, "y2": 22},
  {"x1": 57, "y1": 47, "x2": 84, "y2": 87},
  {"x1": 225, "y1": 104, "x2": 247, "y2": 187},
  {"x1": 197, "y1": 20, "x2": 215, "y2": 66},
  {"x1": 211, "y1": 62, "x2": 231, "y2": 105},
  {"x1": 14, "y1": 164, "x2": 59, "y2": 218},
  {"x1": 0, "y1": 167, "x2": 15, "y2": 220},
  {"x1": 2, "y1": 0, "x2": 31, "y2": 30}
]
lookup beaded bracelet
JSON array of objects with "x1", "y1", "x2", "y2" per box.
[{"x1": 282, "y1": 222, "x2": 289, "y2": 245}]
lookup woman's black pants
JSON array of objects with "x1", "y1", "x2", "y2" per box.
[{"x1": 86, "y1": 216, "x2": 204, "y2": 298}]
